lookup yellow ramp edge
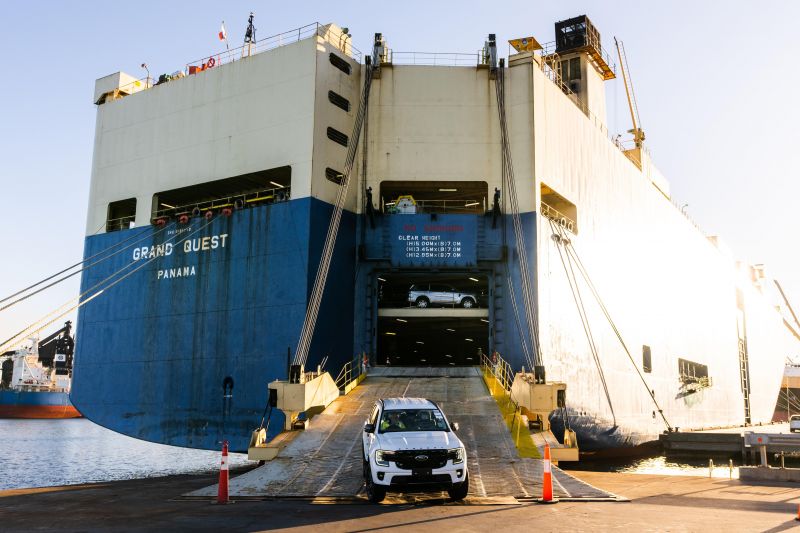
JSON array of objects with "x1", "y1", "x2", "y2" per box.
[{"x1": 481, "y1": 366, "x2": 542, "y2": 459}]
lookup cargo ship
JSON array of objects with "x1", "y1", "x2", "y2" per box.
[
  {"x1": 1, "y1": 321, "x2": 80, "y2": 418},
  {"x1": 72, "y1": 17, "x2": 796, "y2": 451}
]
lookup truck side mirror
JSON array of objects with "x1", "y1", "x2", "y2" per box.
[
  {"x1": 452, "y1": 422, "x2": 460, "y2": 431},
  {"x1": 364, "y1": 423, "x2": 376, "y2": 433}
]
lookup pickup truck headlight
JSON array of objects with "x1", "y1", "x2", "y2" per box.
[
  {"x1": 375, "y1": 449, "x2": 394, "y2": 467},
  {"x1": 447, "y1": 447, "x2": 465, "y2": 464}
]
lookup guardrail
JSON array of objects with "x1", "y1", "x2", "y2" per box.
[
  {"x1": 540, "y1": 202, "x2": 576, "y2": 234},
  {"x1": 151, "y1": 185, "x2": 290, "y2": 221},
  {"x1": 386, "y1": 50, "x2": 484, "y2": 66},
  {"x1": 105, "y1": 215, "x2": 136, "y2": 233},
  {"x1": 480, "y1": 352, "x2": 515, "y2": 396},
  {"x1": 383, "y1": 198, "x2": 486, "y2": 214},
  {"x1": 335, "y1": 354, "x2": 364, "y2": 393},
  {"x1": 115, "y1": 23, "x2": 361, "y2": 99}
]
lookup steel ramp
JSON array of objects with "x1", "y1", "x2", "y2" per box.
[{"x1": 187, "y1": 367, "x2": 619, "y2": 501}]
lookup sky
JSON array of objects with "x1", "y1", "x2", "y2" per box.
[{"x1": 0, "y1": 0, "x2": 798, "y2": 347}]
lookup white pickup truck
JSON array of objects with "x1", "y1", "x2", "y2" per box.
[{"x1": 361, "y1": 397, "x2": 469, "y2": 503}]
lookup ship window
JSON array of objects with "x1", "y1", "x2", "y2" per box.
[
  {"x1": 106, "y1": 198, "x2": 137, "y2": 232},
  {"x1": 540, "y1": 183, "x2": 578, "y2": 234},
  {"x1": 678, "y1": 358, "x2": 710, "y2": 385},
  {"x1": 151, "y1": 166, "x2": 291, "y2": 222},
  {"x1": 329, "y1": 53, "x2": 351, "y2": 75},
  {"x1": 642, "y1": 345, "x2": 652, "y2": 373},
  {"x1": 558, "y1": 57, "x2": 582, "y2": 83},
  {"x1": 326, "y1": 167, "x2": 344, "y2": 185},
  {"x1": 379, "y1": 181, "x2": 488, "y2": 215},
  {"x1": 327, "y1": 127, "x2": 349, "y2": 147},
  {"x1": 328, "y1": 90, "x2": 350, "y2": 112}
]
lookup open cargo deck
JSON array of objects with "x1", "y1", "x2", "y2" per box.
[{"x1": 187, "y1": 367, "x2": 617, "y2": 502}]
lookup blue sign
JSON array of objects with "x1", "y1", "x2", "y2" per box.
[{"x1": 389, "y1": 215, "x2": 477, "y2": 267}]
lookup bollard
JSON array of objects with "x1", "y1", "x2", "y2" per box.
[
  {"x1": 729, "y1": 459, "x2": 733, "y2": 479},
  {"x1": 215, "y1": 440, "x2": 233, "y2": 504},
  {"x1": 537, "y1": 444, "x2": 558, "y2": 504},
  {"x1": 759, "y1": 445, "x2": 767, "y2": 467},
  {"x1": 708, "y1": 458, "x2": 713, "y2": 478}
]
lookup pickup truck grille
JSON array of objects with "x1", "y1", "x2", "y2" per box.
[{"x1": 392, "y1": 449, "x2": 449, "y2": 470}]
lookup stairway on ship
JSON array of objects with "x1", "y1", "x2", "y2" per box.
[{"x1": 187, "y1": 367, "x2": 616, "y2": 502}]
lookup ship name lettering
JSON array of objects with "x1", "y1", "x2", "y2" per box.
[
  {"x1": 183, "y1": 233, "x2": 229, "y2": 254},
  {"x1": 133, "y1": 243, "x2": 173, "y2": 261},
  {"x1": 157, "y1": 266, "x2": 197, "y2": 280}
]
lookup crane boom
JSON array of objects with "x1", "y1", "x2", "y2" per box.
[{"x1": 614, "y1": 37, "x2": 645, "y2": 148}]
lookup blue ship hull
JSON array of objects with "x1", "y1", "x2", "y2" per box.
[{"x1": 73, "y1": 195, "x2": 542, "y2": 451}]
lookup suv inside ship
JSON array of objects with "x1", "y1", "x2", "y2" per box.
[
  {"x1": 408, "y1": 284, "x2": 478, "y2": 308},
  {"x1": 362, "y1": 397, "x2": 469, "y2": 503}
]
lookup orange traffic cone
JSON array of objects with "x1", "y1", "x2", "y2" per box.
[
  {"x1": 538, "y1": 444, "x2": 558, "y2": 504},
  {"x1": 216, "y1": 440, "x2": 232, "y2": 504},
  {"x1": 796, "y1": 503, "x2": 800, "y2": 521}
]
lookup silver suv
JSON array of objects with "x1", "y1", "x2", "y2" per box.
[
  {"x1": 362, "y1": 397, "x2": 469, "y2": 503},
  {"x1": 408, "y1": 284, "x2": 478, "y2": 308}
]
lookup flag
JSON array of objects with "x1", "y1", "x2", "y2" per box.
[{"x1": 219, "y1": 22, "x2": 227, "y2": 41}]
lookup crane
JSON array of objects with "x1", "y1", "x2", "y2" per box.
[{"x1": 614, "y1": 37, "x2": 645, "y2": 148}]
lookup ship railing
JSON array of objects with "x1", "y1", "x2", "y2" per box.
[
  {"x1": 534, "y1": 41, "x2": 654, "y2": 168},
  {"x1": 480, "y1": 352, "x2": 515, "y2": 396},
  {"x1": 539, "y1": 201, "x2": 577, "y2": 234},
  {"x1": 150, "y1": 185, "x2": 290, "y2": 222},
  {"x1": 105, "y1": 215, "x2": 136, "y2": 233},
  {"x1": 385, "y1": 50, "x2": 484, "y2": 67},
  {"x1": 114, "y1": 23, "x2": 361, "y2": 98},
  {"x1": 383, "y1": 198, "x2": 487, "y2": 215},
  {"x1": 334, "y1": 354, "x2": 364, "y2": 393},
  {"x1": 185, "y1": 23, "x2": 362, "y2": 73}
]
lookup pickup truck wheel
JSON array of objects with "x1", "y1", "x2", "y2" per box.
[
  {"x1": 415, "y1": 296, "x2": 430, "y2": 308},
  {"x1": 447, "y1": 472, "x2": 469, "y2": 501},
  {"x1": 365, "y1": 464, "x2": 386, "y2": 503},
  {"x1": 460, "y1": 297, "x2": 475, "y2": 309}
]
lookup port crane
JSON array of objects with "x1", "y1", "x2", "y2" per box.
[{"x1": 614, "y1": 37, "x2": 645, "y2": 148}]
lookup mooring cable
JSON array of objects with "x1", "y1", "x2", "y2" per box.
[
  {"x1": 0, "y1": 217, "x2": 216, "y2": 354},
  {"x1": 0, "y1": 222, "x2": 172, "y2": 311}
]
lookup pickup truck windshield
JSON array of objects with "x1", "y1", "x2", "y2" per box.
[{"x1": 379, "y1": 409, "x2": 449, "y2": 433}]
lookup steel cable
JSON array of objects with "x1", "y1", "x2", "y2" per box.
[
  {"x1": 0, "y1": 217, "x2": 216, "y2": 354},
  {"x1": 494, "y1": 63, "x2": 541, "y2": 371},
  {"x1": 294, "y1": 58, "x2": 375, "y2": 368},
  {"x1": 557, "y1": 223, "x2": 672, "y2": 431},
  {"x1": 547, "y1": 218, "x2": 616, "y2": 426},
  {"x1": 0, "y1": 222, "x2": 172, "y2": 311}
]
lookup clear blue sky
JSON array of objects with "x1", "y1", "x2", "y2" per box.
[{"x1": 1, "y1": 1, "x2": 798, "y2": 347}]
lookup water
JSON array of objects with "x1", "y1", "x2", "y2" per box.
[
  {"x1": 563, "y1": 455, "x2": 742, "y2": 479},
  {"x1": 0, "y1": 419, "x2": 250, "y2": 490}
]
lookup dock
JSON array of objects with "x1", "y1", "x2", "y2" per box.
[{"x1": 3, "y1": 470, "x2": 799, "y2": 531}]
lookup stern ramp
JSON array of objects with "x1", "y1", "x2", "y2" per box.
[{"x1": 188, "y1": 367, "x2": 615, "y2": 501}]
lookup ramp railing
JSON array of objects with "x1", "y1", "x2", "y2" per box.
[
  {"x1": 480, "y1": 352, "x2": 515, "y2": 394},
  {"x1": 479, "y1": 352, "x2": 541, "y2": 458},
  {"x1": 335, "y1": 355, "x2": 365, "y2": 394}
]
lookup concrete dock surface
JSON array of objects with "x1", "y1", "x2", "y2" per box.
[{"x1": 2, "y1": 469, "x2": 799, "y2": 532}]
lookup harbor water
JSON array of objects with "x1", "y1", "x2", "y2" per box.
[
  {"x1": 0, "y1": 418, "x2": 249, "y2": 491},
  {"x1": 4, "y1": 418, "x2": 781, "y2": 491}
]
